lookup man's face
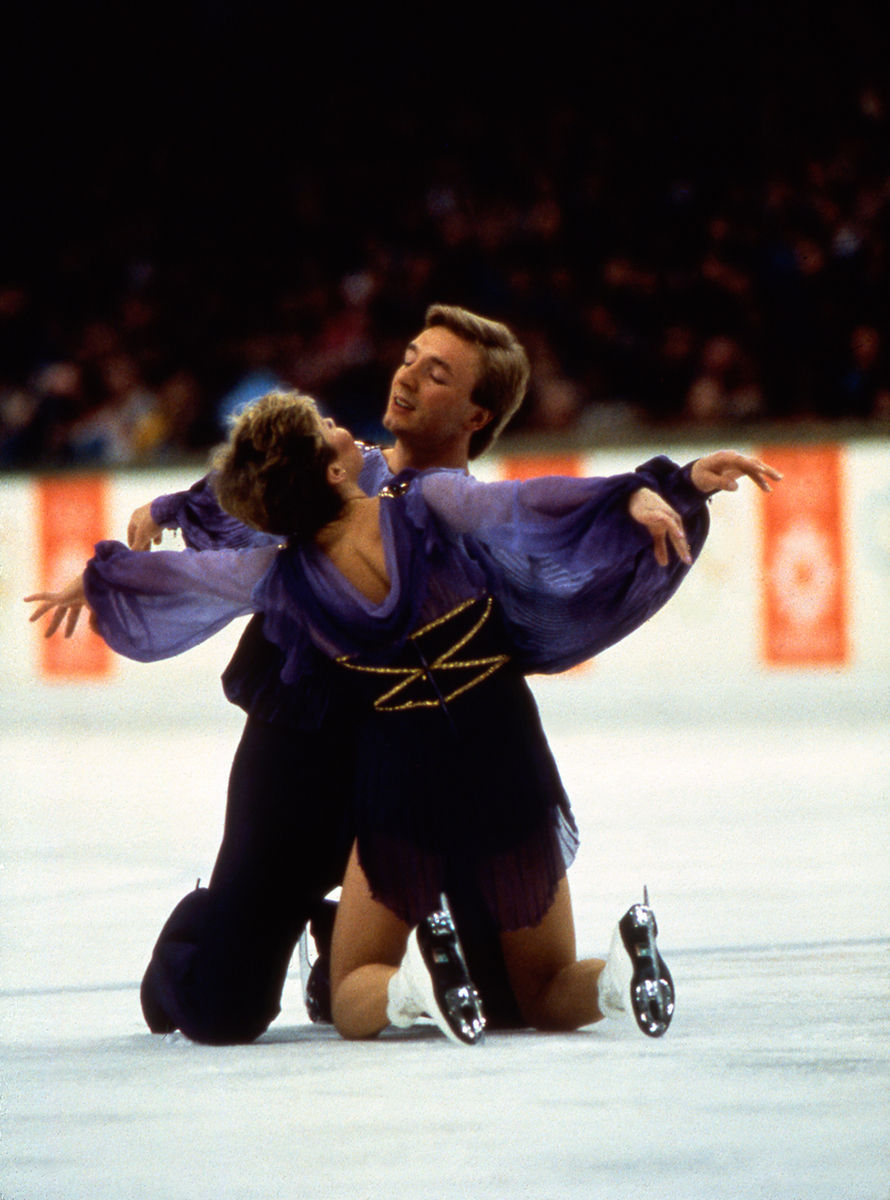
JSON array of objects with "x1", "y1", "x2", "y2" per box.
[{"x1": 383, "y1": 326, "x2": 489, "y2": 450}]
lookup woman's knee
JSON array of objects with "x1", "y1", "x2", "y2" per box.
[{"x1": 330, "y1": 976, "x2": 384, "y2": 1040}]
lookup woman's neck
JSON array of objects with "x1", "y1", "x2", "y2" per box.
[
  {"x1": 314, "y1": 490, "x2": 374, "y2": 547},
  {"x1": 312, "y1": 492, "x2": 389, "y2": 603}
]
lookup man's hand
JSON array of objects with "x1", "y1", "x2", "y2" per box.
[
  {"x1": 628, "y1": 487, "x2": 692, "y2": 567},
  {"x1": 128, "y1": 503, "x2": 163, "y2": 550},
  {"x1": 691, "y1": 451, "x2": 783, "y2": 495},
  {"x1": 24, "y1": 575, "x2": 89, "y2": 638}
]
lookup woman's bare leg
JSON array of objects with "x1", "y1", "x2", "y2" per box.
[
  {"x1": 329, "y1": 844, "x2": 411, "y2": 1039},
  {"x1": 499, "y1": 875, "x2": 606, "y2": 1031},
  {"x1": 331, "y1": 852, "x2": 606, "y2": 1036}
]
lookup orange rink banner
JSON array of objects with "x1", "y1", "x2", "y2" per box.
[
  {"x1": 36, "y1": 476, "x2": 113, "y2": 678},
  {"x1": 501, "y1": 453, "x2": 584, "y2": 481},
  {"x1": 759, "y1": 445, "x2": 849, "y2": 667}
]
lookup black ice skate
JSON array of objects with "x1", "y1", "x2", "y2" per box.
[
  {"x1": 598, "y1": 887, "x2": 675, "y2": 1038},
  {"x1": 298, "y1": 899, "x2": 338, "y2": 1024},
  {"x1": 387, "y1": 900, "x2": 486, "y2": 1046}
]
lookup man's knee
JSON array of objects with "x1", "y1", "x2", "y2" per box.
[
  {"x1": 141, "y1": 950, "x2": 280, "y2": 1044},
  {"x1": 139, "y1": 887, "x2": 284, "y2": 1045}
]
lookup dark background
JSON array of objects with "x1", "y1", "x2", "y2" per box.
[{"x1": 2, "y1": 2, "x2": 889, "y2": 465}]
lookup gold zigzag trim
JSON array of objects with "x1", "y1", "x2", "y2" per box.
[{"x1": 336, "y1": 596, "x2": 509, "y2": 712}]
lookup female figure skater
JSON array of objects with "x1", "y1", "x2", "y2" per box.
[{"x1": 28, "y1": 392, "x2": 780, "y2": 1046}]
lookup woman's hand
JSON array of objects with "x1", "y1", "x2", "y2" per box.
[
  {"x1": 127, "y1": 503, "x2": 163, "y2": 550},
  {"x1": 628, "y1": 487, "x2": 692, "y2": 567},
  {"x1": 691, "y1": 451, "x2": 783, "y2": 495},
  {"x1": 24, "y1": 574, "x2": 89, "y2": 638}
]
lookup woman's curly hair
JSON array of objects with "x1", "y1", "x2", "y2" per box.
[{"x1": 211, "y1": 391, "x2": 345, "y2": 542}]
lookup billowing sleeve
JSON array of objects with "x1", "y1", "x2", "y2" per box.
[
  {"x1": 150, "y1": 474, "x2": 280, "y2": 550},
  {"x1": 417, "y1": 462, "x2": 710, "y2": 673},
  {"x1": 83, "y1": 540, "x2": 279, "y2": 662}
]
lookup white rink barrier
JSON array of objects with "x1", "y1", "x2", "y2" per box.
[{"x1": 2, "y1": 438, "x2": 889, "y2": 724}]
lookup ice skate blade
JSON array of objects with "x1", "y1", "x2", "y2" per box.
[
  {"x1": 631, "y1": 978, "x2": 674, "y2": 1038},
  {"x1": 619, "y1": 896, "x2": 675, "y2": 1038},
  {"x1": 443, "y1": 985, "x2": 486, "y2": 1045},
  {"x1": 418, "y1": 909, "x2": 486, "y2": 1046}
]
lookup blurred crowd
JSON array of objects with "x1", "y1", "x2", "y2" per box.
[{"x1": 2, "y1": 74, "x2": 888, "y2": 469}]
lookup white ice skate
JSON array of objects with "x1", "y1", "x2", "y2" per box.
[
  {"x1": 387, "y1": 900, "x2": 486, "y2": 1046},
  {"x1": 597, "y1": 887, "x2": 675, "y2": 1037}
]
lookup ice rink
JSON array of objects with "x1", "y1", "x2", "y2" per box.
[{"x1": 2, "y1": 675, "x2": 888, "y2": 1200}]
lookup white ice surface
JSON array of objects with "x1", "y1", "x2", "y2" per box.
[{"x1": 2, "y1": 683, "x2": 888, "y2": 1200}]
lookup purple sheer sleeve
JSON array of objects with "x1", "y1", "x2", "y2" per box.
[
  {"x1": 632, "y1": 455, "x2": 711, "y2": 519},
  {"x1": 149, "y1": 475, "x2": 279, "y2": 550},
  {"x1": 84, "y1": 540, "x2": 278, "y2": 662},
  {"x1": 417, "y1": 463, "x2": 710, "y2": 673},
  {"x1": 418, "y1": 469, "x2": 646, "y2": 549}
]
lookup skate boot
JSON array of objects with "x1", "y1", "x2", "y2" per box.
[
  {"x1": 597, "y1": 887, "x2": 674, "y2": 1038},
  {"x1": 387, "y1": 901, "x2": 486, "y2": 1046},
  {"x1": 298, "y1": 900, "x2": 338, "y2": 1024},
  {"x1": 299, "y1": 935, "x2": 332, "y2": 1025},
  {"x1": 140, "y1": 881, "x2": 210, "y2": 1034}
]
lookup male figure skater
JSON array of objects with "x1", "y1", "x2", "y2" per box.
[{"x1": 125, "y1": 305, "x2": 707, "y2": 1044}]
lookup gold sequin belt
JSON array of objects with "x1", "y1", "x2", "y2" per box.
[{"x1": 335, "y1": 595, "x2": 510, "y2": 713}]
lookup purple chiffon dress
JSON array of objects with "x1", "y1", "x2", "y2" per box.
[{"x1": 84, "y1": 459, "x2": 710, "y2": 929}]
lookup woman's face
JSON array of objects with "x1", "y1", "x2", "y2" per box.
[{"x1": 318, "y1": 414, "x2": 364, "y2": 484}]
